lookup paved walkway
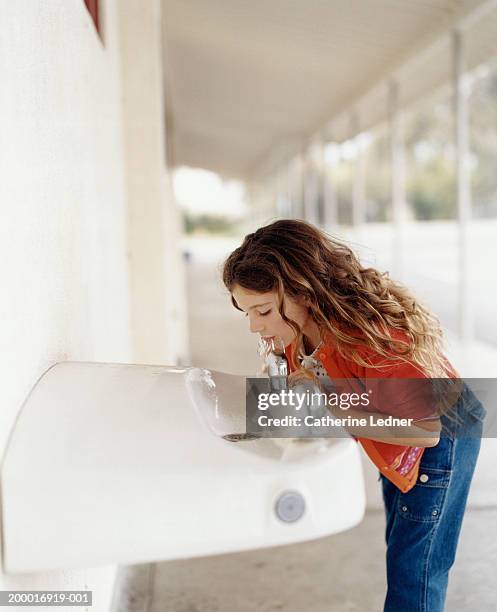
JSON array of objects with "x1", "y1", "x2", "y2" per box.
[{"x1": 150, "y1": 507, "x2": 497, "y2": 612}]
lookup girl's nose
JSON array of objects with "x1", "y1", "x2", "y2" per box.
[{"x1": 249, "y1": 317, "x2": 264, "y2": 334}]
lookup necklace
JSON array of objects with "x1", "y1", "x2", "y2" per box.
[{"x1": 299, "y1": 340, "x2": 323, "y2": 369}]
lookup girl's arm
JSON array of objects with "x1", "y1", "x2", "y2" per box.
[{"x1": 328, "y1": 404, "x2": 441, "y2": 447}]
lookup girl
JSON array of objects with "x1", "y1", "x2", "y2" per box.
[{"x1": 222, "y1": 219, "x2": 486, "y2": 612}]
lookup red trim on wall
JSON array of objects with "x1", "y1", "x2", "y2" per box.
[{"x1": 84, "y1": 0, "x2": 99, "y2": 34}]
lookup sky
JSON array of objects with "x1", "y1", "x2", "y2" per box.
[{"x1": 172, "y1": 166, "x2": 248, "y2": 219}]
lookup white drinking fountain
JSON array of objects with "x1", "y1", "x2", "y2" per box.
[{"x1": 0, "y1": 361, "x2": 365, "y2": 574}]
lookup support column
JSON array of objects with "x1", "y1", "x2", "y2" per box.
[
  {"x1": 303, "y1": 145, "x2": 320, "y2": 226},
  {"x1": 294, "y1": 153, "x2": 305, "y2": 220},
  {"x1": 389, "y1": 79, "x2": 407, "y2": 281},
  {"x1": 351, "y1": 111, "x2": 366, "y2": 233},
  {"x1": 284, "y1": 162, "x2": 293, "y2": 218},
  {"x1": 321, "y1": 134, "x2": 338, "y2": 232},
  {"x1": 275, "y1": 168, "x2": 286, "y2": 218},
  {"x1": 118, "y1": 0, "x2": 181, "y2": 364},
  {"x1": 453, "y1": 29, "x2": 473, "y2": 344}
]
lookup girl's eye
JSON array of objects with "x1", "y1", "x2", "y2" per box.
[{"x1": 244, "y1": 310, "x2": 271, "y2": 317}]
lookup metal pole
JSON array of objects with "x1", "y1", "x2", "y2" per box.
[
  {"x1": 286, "y1": 159, "x2": 295, "y2": 218},
  {"x1": 303, "y1": 146, "x2": 319, "y2": 225},
  {"x1": 453, "y1": 29, "x2": 473, "y2": 344},
  {"x1": 275, "y1": 168, "x2": 286, "y2": 218},
  {"x1": 389, "y1": 79, "x2": 406, "y2": 281},
  {"x1": 321, "y1": 134, "x2": 338, "y2": 232},
  {"x1": 295, "y1": 153, "x2": 305, "y2": 220},
  {"x1": 303, "y1": 148, "x2": 312, "y2": 223},
  {"x1": 351, "y1": 110, "x2": 366, "y2": 232},
  {"x1": 312, "y1": 136, "x2": 325, "y2": 227}
]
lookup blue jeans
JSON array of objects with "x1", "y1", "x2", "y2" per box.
[{"x1": 380, "y1": 382, "x2": 486, "y2": 612}]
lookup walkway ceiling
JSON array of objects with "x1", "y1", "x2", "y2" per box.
[{"x1": 161, "y1": 0, "x2": 497, "y2": 181}]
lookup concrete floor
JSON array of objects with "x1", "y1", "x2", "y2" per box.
[
  {"x1": 148, "y1": 507, "x2": 497, "y2": 612},
  {"x1": 146, "y1": 250, "x2": 497, "y2": 612}
]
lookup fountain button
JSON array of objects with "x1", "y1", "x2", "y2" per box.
[{"x1": 274, "y1": 490, "x2": 306, "y2": 523}]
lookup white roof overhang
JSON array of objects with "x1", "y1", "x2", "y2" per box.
[{"x1": 162, "y1": 0, "x2": 497, "y2": 181}]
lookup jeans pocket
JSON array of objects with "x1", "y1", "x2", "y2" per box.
[
  {"x1": 461, "y1": 383, "x2": 487, "y2": 422},
  {"x1": 397, "y1": 466, "x2": 451, "y2": 523},
  {"x1": 465, "y1": 398, "x2": 487, "y2": 423}
]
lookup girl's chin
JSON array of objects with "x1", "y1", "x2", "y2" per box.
[{"x1": 280, "y1": 335, "x2": 293, "y2": 347}]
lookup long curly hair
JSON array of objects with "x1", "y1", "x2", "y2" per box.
[{"x1": 222, "y1": 219, "x2": 456, "y2": 382}]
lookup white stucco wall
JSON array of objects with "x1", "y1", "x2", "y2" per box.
[{"x1": 0, "y1": 0, "x2": 187, "y2": 607}]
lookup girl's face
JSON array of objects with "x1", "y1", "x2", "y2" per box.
[{"x1": 231, "y1": 284, "x2": 311, "y2": 347}]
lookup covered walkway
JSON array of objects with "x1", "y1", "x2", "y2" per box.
[
  {"x1": 2, "y1": 1, "x2": 496, "y2": 609},
  {"x1": 154, "y1": 1, "x2": 497, "y2": 608}
]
